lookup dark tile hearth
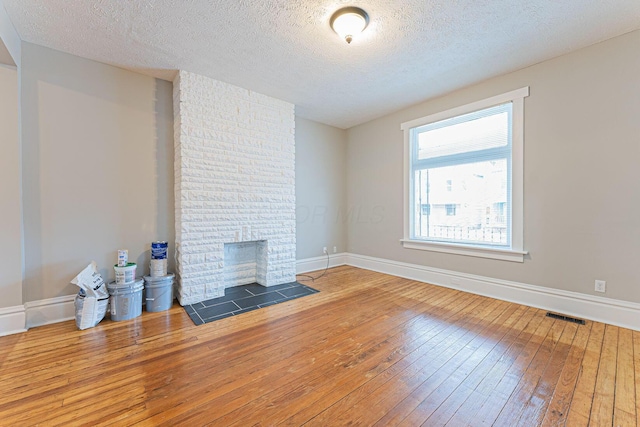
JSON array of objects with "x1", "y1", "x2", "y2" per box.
[{"x1": 184, "y1": 281, "x2": 319, "y2": 325}]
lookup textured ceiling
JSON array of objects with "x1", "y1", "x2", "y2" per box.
[{"x1": 2, "y1": 0, "x2": 640, "y2": 128}]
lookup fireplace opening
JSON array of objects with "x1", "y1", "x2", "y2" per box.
[{"x1": 223, "y1": 240, "x2": 268, "y2": 289}]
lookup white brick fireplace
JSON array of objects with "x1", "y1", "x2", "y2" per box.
[{"x1": 173, "y1": 70, "x2": 296, "y2": 305}]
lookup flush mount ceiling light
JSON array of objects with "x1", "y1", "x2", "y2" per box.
[{"x1": 330, "y1": 6, "x2": 369, "y2": 44}]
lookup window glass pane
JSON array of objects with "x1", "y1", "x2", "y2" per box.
[
  {"x1": 417, "y1": 105, "x2": 510, "y2": 160},
  {"x1": 413, "y1": 159, "x2": 508, "y2": 246}
]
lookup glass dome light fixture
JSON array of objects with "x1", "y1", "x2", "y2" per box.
[{"x1": 330, "y1": 6, "x2": 369, "y2": 44}]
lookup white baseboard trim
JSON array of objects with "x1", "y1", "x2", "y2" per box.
[
  {"x1": 346, "y1": 253, "x2": 640, "y2": 331},
  {"x1": 0, "y1": 305, "x2": 27, "y2": 336},
  {"x1": 296, "y1": 253, "x2": 347, "y2": 275},
  {"x1": 25, "y1": 295, "x2": 75, "y2": 329},
  {"x1": 10, "y1": 254, "x2": 640, "y2": 333}
]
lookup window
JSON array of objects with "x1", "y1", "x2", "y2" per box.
[
  {"x1": 445, "y1": 204, "x2": 456, "y2": 216},
  {"x1": 401, "y1": 87, "x2": 529, "y2": 262}
]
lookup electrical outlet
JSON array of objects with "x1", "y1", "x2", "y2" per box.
[
  {"x1": 323, "y1": 247, "x2": 327, "y2": 254},
  {"x1": 333, "y1": 246, "x2": 337, "y2": 253},
  {"x1": 595, "y1": 280, "x2": 606, "y2": 293}
]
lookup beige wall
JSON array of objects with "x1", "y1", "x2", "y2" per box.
[
  {"x1": 1, "y1": 0, "x2": 22, "y2": 309},
  {"x1": 0, "y1": 64, "x2": 22, "y2": 308},
  {"x1": 21, "y1": 43, "x2": 174, "y2": 302},
  {"x1": 295, "y1": 117, "x2": 347, "y2": 259},
  {"x1": 347, "y1": 30, "x2": 640, "y2": 303}
]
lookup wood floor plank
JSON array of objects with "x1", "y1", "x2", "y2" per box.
[
  {"x1": 393, "y1": 304, "x2": 530, "y2": 426},
  {"x1": 320, "y1": 299, "x2": 510, "y2": 426},
  {"x1": 302, "y1": 297, "x2": 505, "y2": 426},
  {"x1": 614, "y1": 327, "x2": 636, "y2": 427},
  {"x1": 124, "y1": 279, "x2": 469, "y2": 425},
  {"x1": 283, "y1": 294, "x2": 490, "y2": 424},
  {"x1": 564, "y1": 321, "x2": 606, "y2": 427},
  {"x1": 399, "y1": 304, "x2": 528, "y2": 426},
  {"x1": 491, "y1": 318, "x2": 567, "y2": 425},
  {"x1": 471, "y1": 312, "x2": 558, "y2": 425},
  {"x1": 515, "y1": 322, "x2": 578, "y2": 426},
  {"x1": 170, "y1": 302, "x2": 468, "y2": 425},
  {"x1": 443, "y1": 306, "x2": 539, "y2": 426},
  {"x1": 3, "y1": 284, "x2": 396, "y2": 424},
  {"x1": 120, "y1": 292, "x2": 431, "y2": 425},
  {"x1": 634, "y1": 331, "x2": 640, "y2": 427},
  {"x1": 161, "y1": 287, "x2": 484, "y2": 426},
  {"x1": 589, "y1": 324, "x2": 619, "y2": 426},
  {"x1": 419, "y1": 305, "x2": 536, "y2": 425},
  {"x1": 540, "y1": 320, "x2": 592, "y2": 427},
  {"x1": 279, "y1": 290, "x2": 485, "y2": 426},
  {"x1": 0, "y1": 266, "x2": 637, "y2": 427},
  {"x1": 4, "y1": 281, "x2": 390, "y2": 387},
  {"x1": 358, "y1": 301, "x2": 518, "y2": 426}
]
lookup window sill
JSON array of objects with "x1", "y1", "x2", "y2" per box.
[{"x1": 400, "y1": 239, "x2": 527, "y2": 263}]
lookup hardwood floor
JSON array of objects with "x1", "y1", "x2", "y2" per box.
[{"x1": 1, "y1": 266, "x2": 638, "y2": 426}]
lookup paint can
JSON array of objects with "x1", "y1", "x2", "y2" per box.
[
  {"x1": 107, "y1": 278, "x2": 144, "y2": 321},
  {"x1": 117, "y1": 249, "x2": 128, "y2": 267},
  {"x1": 151, "y1": 241, "x2": 168, "y2": 260},
  {"x1": 150, "y1": 258, "x2": 168, "y2": 277},
  {"x1": 114, "y1": 262, "x2": 137, "y2": 284},
  {"x1": 143, "y1": 274, "x2": 175, "y2": 312}
]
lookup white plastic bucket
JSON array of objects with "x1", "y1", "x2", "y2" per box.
[
  {"x1": 143, "y1": 274, "x2": 174, "y2": 312},
  {"x1": 114, "y1": 263, "x2": 137, "y2": 284},
  {"x1": 107, "y1": 278, "x2": 144, "y2": 321},
  {"x1": 149, "y1": 259, "x2": 168, "y2": 277}
]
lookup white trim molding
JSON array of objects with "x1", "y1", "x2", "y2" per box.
[
  {"x1": 25, "y1": 295, "x2": 75, "y2": 329},
  {"x1": 345, "y1": 253, "x2": 640, "y2": 332},
  {"x1": 0, "y1": 305, "x2": 27, "y2": 336},
  {"x1": 296, "y1": 253, "x2": 348, "y2": 275},
  {"x1": 400, "y1": 239, "x2": 527, "y2": 263},
  {"x1": 400, "y1": 87, "x2": 530, "y2": 131}
]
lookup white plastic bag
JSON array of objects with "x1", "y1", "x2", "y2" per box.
[
  {"x1": 74, "y1": 290, "x2": 109, "y2": 330},
  {"x1": 71, "y1": 262, "x2": 109, "y2": 330}
]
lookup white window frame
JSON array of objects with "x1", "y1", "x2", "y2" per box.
[{"x1": 400, "y1": 87, "x2": 529, "y2": 262}]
